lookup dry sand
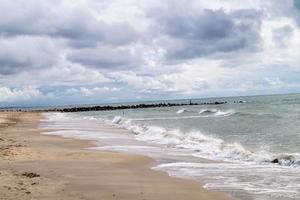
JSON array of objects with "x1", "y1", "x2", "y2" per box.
[{"x1": 0, "y1": 112, "x2": 234, "y2": 200}]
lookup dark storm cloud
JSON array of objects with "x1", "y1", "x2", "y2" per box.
[
  {"x1": 0, "y1": 0, "x2": 140, "y2": 74},
  {"x1": 294, "y1": 0, "x2": 300, "y2": 10},
  {"x1": 161, "y1": 9, "x2": 234, "y2": 40},
  {"x1": 67, "y1": 46, "x2": 141, "y2": 68},
  {"x1": 149, "y1": 7, "x2": 262, "y2": 60},
  {"x1": 0, "y1": 37, "x2": 58, "y2": 75},
  {"x1": 0, "y1": 1, "x2": 138, "y2": 47},
  {"x1": 60, "y1": 21, "x2": 138, "y2": 48},
  {"x1": 0, "y1": 0, "x2": 289, "y2": 77},
  {"x1": 0, "y1": 0, "x2": 267, "y2": 76}
]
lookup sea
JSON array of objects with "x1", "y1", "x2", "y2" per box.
[{"x1": 40, "y1": 93, "x2": 300, "y2": 200}]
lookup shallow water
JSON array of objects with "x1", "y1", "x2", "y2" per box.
[{"x1": 41, "y1": 93, "x2": 300, "y2": 200}]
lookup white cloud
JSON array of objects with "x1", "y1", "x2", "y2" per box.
[
  {"x1": 67, "y1": 86, "x2": 120, "y2": 97},
  {"x1": 263, "y1": 77, "x2": 285, "y2": 88},
  {"x1": 0, "y1": 64, "x2": 112, "y2": 87},
  {"x1": 0, "y1": 86, "x2": 45, "y2": 102}
]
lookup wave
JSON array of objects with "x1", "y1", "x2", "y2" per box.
[
  {"x1": 109, "y1": 116, "x2": 300, "y2": 167},
  {"x1": 200, "y1": 109, "x2": 281, "y2": 119},
  {"x1": 43, "y1": 113, "x2": 300, "y2": 168},
  {"x1": 176, "y1": 108, "x2": 236, "y2": 117},
  {"x1": 199, "y1": 109, "x2": 217, "y2": 114},
  {"x1": 176, "y1": 108, "x2": 197, "y2": 114},
  {"x1": 132, "y1": 110, "x2": 235, "y2": 121},
  {"x1": 199, "y1": 109, "x2": 235, "y2": 117},
  {"x1": 179, "y1": 108, "x2": 280, "y2": 118},
  {"x1": 41, "y1": 112, "x2": 69, "y2": 121},
  {"x1": 214, "y1": 110, "x2": 235, "y2": 116},
  {"x1": 129, "y1": 116, "x2": 205, "y2": 121},
  {"x1": 176, "y1": 108, "x2": 186, "y2": 114}
]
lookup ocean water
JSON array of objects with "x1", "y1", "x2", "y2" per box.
[{"x1": 40, "y1": 94, "x2": 300, "y2": 200}]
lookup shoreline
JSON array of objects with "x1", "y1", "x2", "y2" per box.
[{"x1": 0, "y1": 112, "x2": 234, "y2": 200}]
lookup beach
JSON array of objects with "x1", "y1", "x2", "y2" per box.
[
  {"x1": 0, "y1": 112, "x2": 233, "y2": 200},
  {"x1": 1, "y1": 0, "x2": 299, "y2": 199}
]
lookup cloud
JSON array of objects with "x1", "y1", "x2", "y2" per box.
[
  {"x1": 0, "y1": 36, "x2": 59, "y2": 75},
  {"x1": 0, "y1": 0, "x2": 138, "y2": 47},
  {"x1": 294, "y1": 0, "x2": 300, "y2": 10},
  {"x1": 272, "y1": 25, "x2": 294, "y2": 47},
  {"x1": 113, "y1": 72, "x2": 171, "y2": 93},
  {"x1": 0, "y1": 0, "x2": 300, "y2": 105},
  {"x1": 112, "y1": 69, "x2": 210, "y2": 94},
  {"x1": 67, "y1": 86, "x2": 120, "y2": 96},
  {"x1": 0, "y1": 86, "x2": 46, "y2": 103},
  {"x1": 147, "y1": 3, "x2": 262, "y2": 60},
  {"x1": 0, "y1": 65, "x2": 111, "y2": 88},
  {"x1": 262, "y1": 77, "x2": 285, "y2": 88},
  {"x1": 67, "y1": 46, "x2": 141, "y2": 69}
]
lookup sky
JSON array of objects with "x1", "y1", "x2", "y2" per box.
[{"x1": 1, "y1": 0, "x2": 300, "y2": 107}]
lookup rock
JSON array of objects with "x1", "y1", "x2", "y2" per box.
[{"x1": 41, "y1": 101, "x2": 228, "y2": 113}]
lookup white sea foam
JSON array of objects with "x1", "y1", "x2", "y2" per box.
[
  {"x1": 42, "y1": 113, "x2": 300, "y2": 167},
  {"x1": 176, "y1": 108, "x2": 186, "y2": 114},
  {"x1": 109, "y1": 116, "x2": 300, "y2": 166},
  {"x1": 176, "y1": 108, "x2": 236, "y2": 117},
  {"x1": 41, "y1": 112, "x2": 70, "y2": 122},
  {"x1": 153, "y1": 162, "x2": 300, "y2": 199},
  {"x1": 199, "y1": 109, "x2": 218, "y2": 114},
  {"x1": 198, "y1": 109, "x2": 235, "y2": 117},
  {"x1": 214, "y1": 109, "x2": 235, "y2": 116},
  {"x1": 109, "y1": 116, "x2": 259, "y2": 162},
  {"x1": 176, "y1": 108, "x2": 200, "y2": 114}
]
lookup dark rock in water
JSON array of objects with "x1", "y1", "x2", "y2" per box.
[
  {"x1": 43, "y1": 101, "x2": 228, "y2": 112},
  {"x1": 271, "y1": 155, "x2": 298, "y2": 166},
  {"x1": 3, "y1": 100, "x2": 229, "y2": 112}
]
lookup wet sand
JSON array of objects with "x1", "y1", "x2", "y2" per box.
[{"x1": 0, "y1": 112, "x2": 234, "y2": 200}]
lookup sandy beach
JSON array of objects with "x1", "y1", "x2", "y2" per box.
[{"x1": 0, "y1": 112, "x2": 233, "y2": 200}]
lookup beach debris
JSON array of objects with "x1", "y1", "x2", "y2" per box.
[
  {"x1": 21, "y1": 172, "x2": 40, "y2": 178},
  {"x1": 4, "y1": 186, "x2": 12, "y2": 190}
]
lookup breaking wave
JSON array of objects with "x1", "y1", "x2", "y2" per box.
[
  {"x1": 176, "y1": 108, "x2": 236, "y2": 117},
  {"x1": 176, "y1": 108, "x2": 197, "y2": 114},
  {"x1": 176, "y1": 108, "x2": 187, "y2": 114},
  {"x1": 199, "y1": 109, "x2": 235, "y2": 117},
  {"x1": 109, "y1": 116, "x2": 300, "y2": 167}
]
